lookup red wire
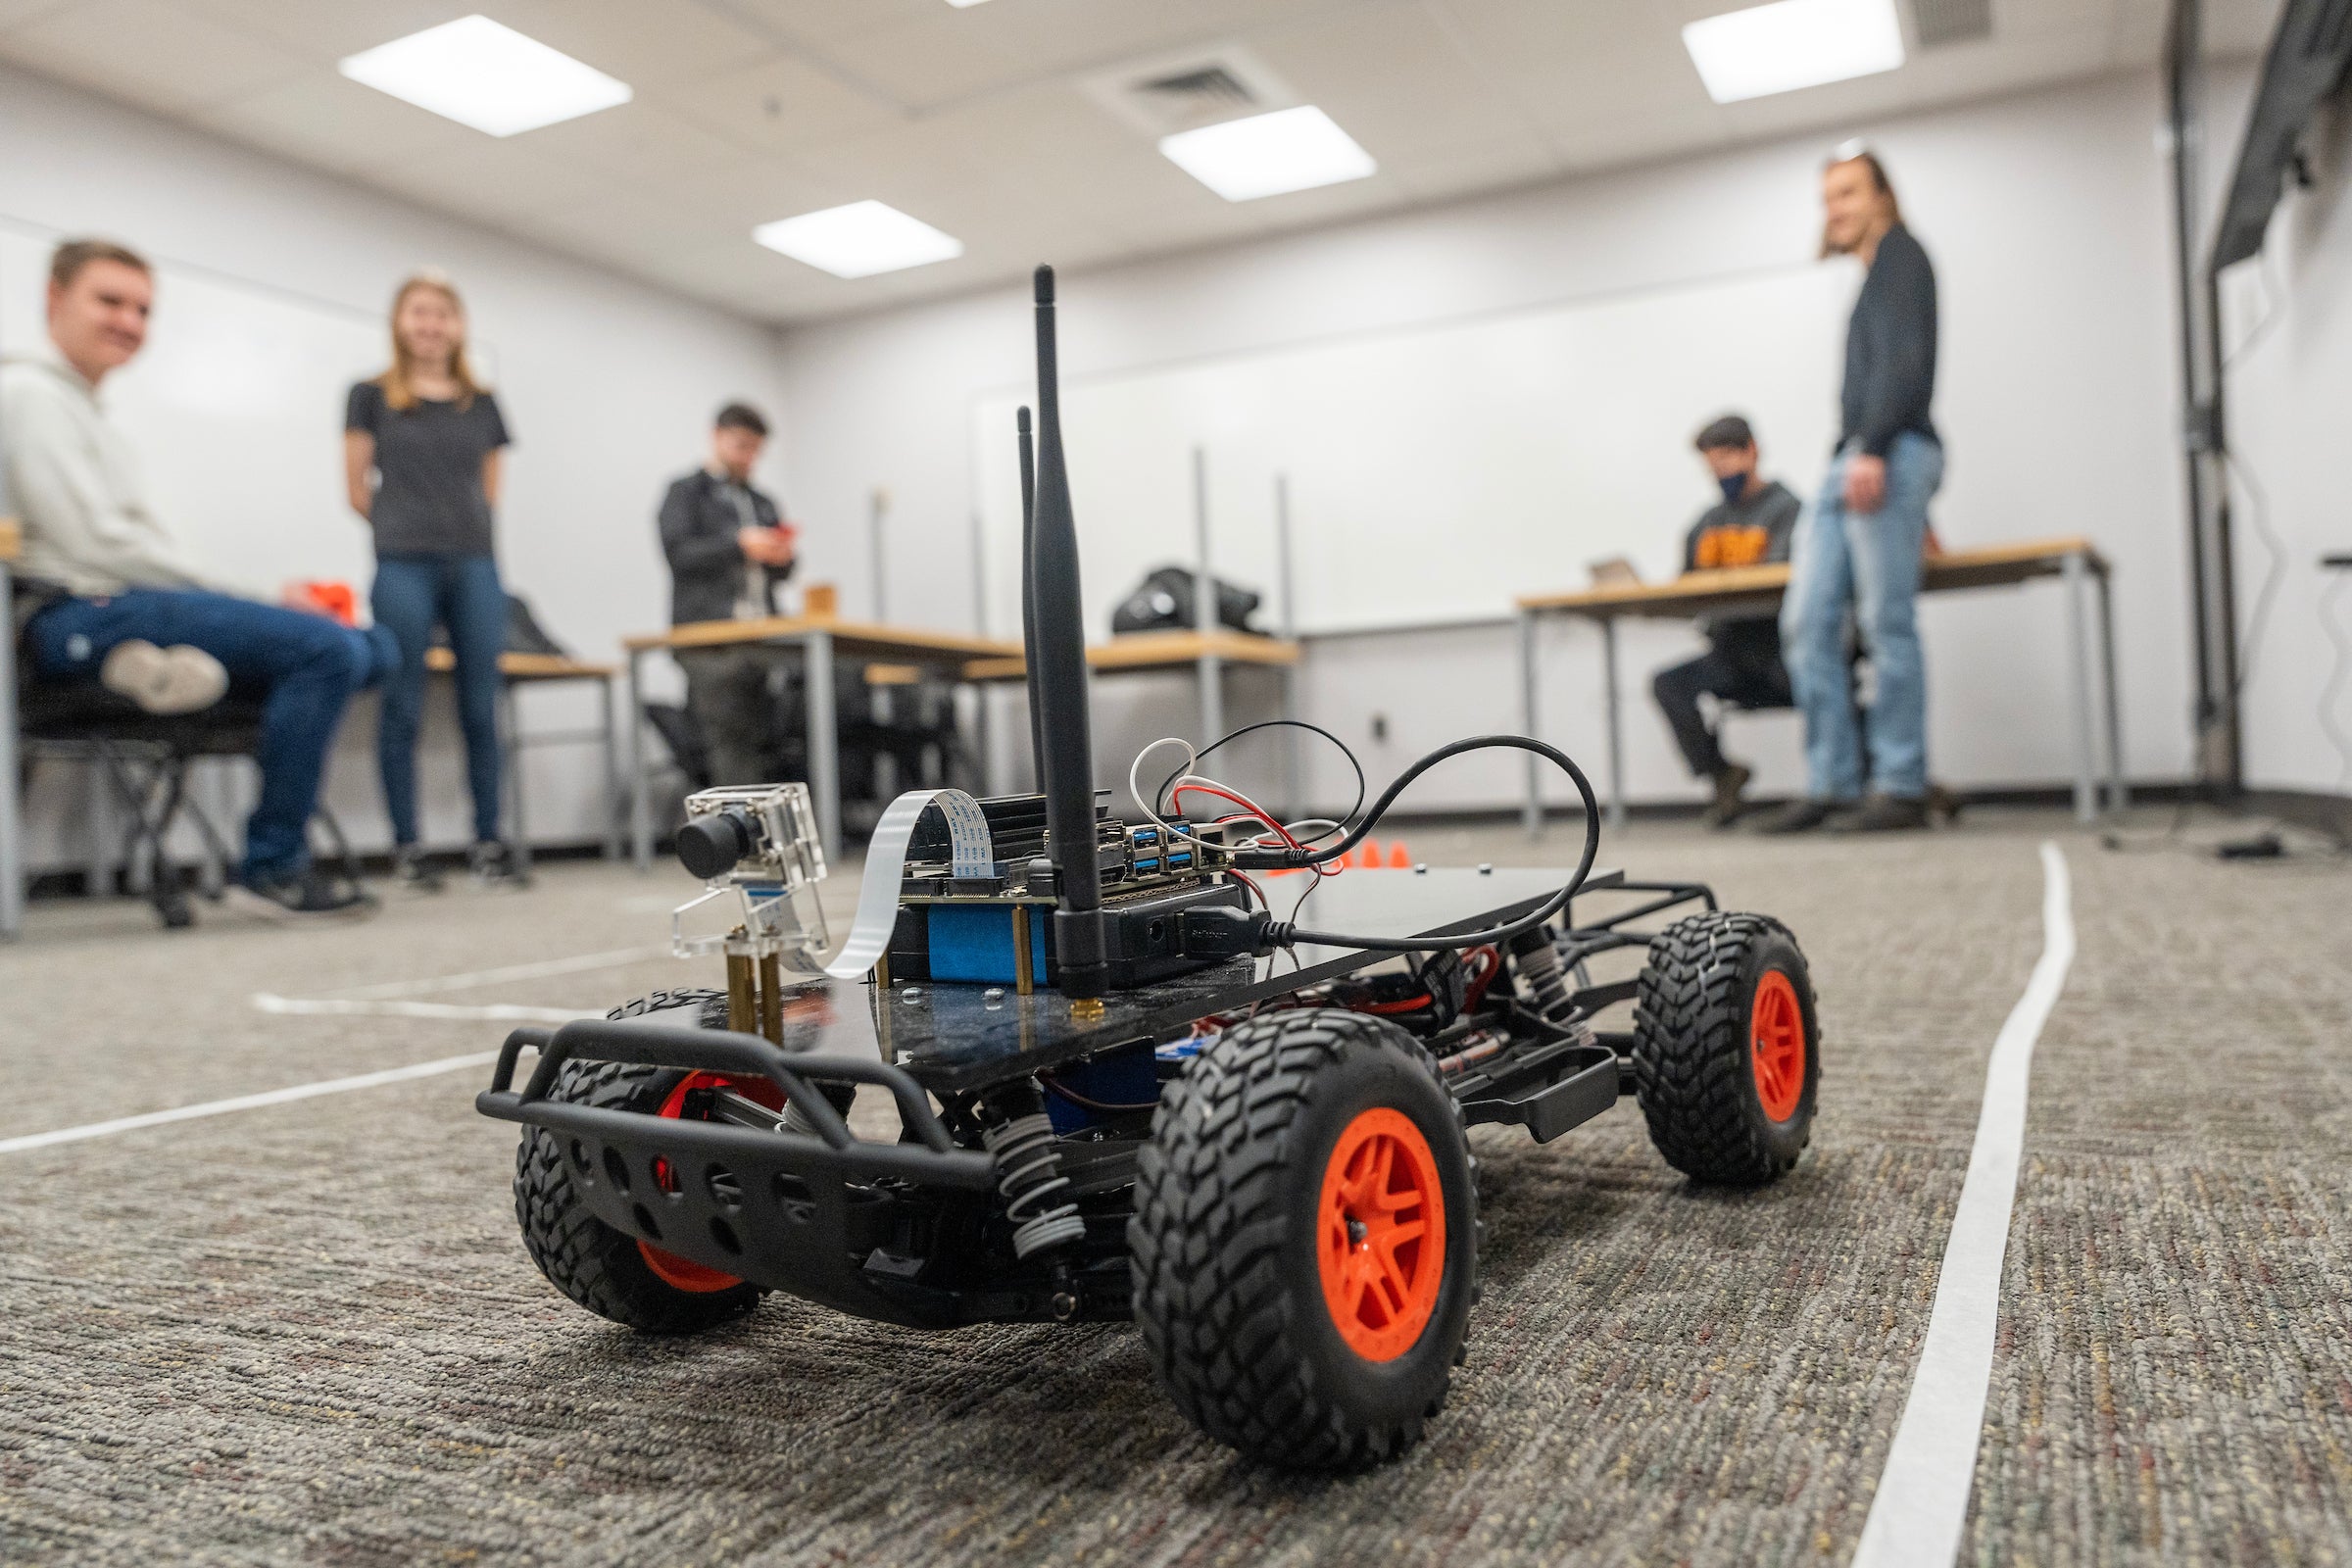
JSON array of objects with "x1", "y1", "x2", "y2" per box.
[
  {"x1": 1463, "y1": 945, "x2": 1503, "y2": 1010},
  {"x1": 1171, "y1": 782, "x2": 1303, "y2": 852},
  {"x1": 1361, "y1": 996, "x2": 1433, "y2": 1014}
]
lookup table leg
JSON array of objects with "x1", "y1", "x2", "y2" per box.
[
  {"x1": 598, "y1": 675, "x2": 622, "y2": 859},
  {"x1": 2095, "y1": 569, "x2": 2129, "y2": 813},
  {"x1": 2062, "y1": 550, "x2": 2096, "y2": 823},
  {"x1": 628, "y1": 649, "x2": 651, "y2": 870},
  {"x1": 1198, "y1": 651, "x2": 1225, "y2": 747},
  {"x1": 0, "y1": 555, "x2": 21, "y2": 939},
  {"x1": 806, "y1": 629, "x2": 841, "y2": 862},
  {"x1": 84, "y1": 759, "x2": 113, "y2": 898},
  {"x1": 1602, "y1": 616, "x2": 1626, "y2": 832},
  {"x1": 501, "y1": 679, "x2": 532, "y2": 877},
  {"x1": 1281, "y1": 661, "x2": 1302, "y2": 823},
  {"x1": 973, "y1": 678, "x2": 996, "y2": 797},
  {"x1": 1519, "y1": 610, "x2": 1542, "y2": 837}
]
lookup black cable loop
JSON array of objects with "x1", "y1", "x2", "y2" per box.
[{"x1": 1244, "y1": 734, "x2": 1601, "y2": 955}]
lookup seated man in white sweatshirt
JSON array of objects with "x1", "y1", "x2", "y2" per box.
[{"x1": 3, "y1": 238, "x2": 373, "y2": 919}]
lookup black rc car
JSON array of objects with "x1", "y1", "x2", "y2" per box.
[{"x1": 475, "y1": 269, "x2": 1820, "y2": 1469}]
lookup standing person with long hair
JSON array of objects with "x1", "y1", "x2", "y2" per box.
[
  {"x1": 344, "y1": 272, "x2": 519, "y2": 888},
  {"x1": 1757, "y1": 146, "x2": 1944, "y2": 835}
]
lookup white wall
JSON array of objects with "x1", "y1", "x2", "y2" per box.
[
  {"x1": 1, "y1": 62, "x2": 784, "y2": 870},
  {"x1": 2207, "y1": 68, "x2": 2352, "y2": 798},
  {"x1": 773, "y1": 71, "x2": 2198, "y2": 815}
]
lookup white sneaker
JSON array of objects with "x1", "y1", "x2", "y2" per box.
[{"x1": 100, "y1": 640, "x2": 227, "y2": 715}]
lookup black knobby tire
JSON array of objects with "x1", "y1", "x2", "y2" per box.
[
  {"x1": 1129, "y1": 1008, "x2": 1478, "y2": 1470},
  {"x1": 1631, "y1": 911, "x2": 1819, "y2": 1186},
  {"x1": 512, "y1": 989, "x2": 765, "y2": 1334}
]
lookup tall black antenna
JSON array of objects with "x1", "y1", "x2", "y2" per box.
[
  {"x1": 1025, "y1": 266, "x2": 1107, "y2": 998},
  {"x1": 1016, "y1": 406, "x2": 1044, "y2": 781}
]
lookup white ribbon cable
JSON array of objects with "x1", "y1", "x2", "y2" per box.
[{"x1": 820, "y1": 788, "x2": 995, "y2": 980}]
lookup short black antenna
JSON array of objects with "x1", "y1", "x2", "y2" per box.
[
  {"x1": 1026, "y1": 266, "x2": 1108, "y2": 997},
  {"x1": 1016, "y1": 406, "x2": 1044, "y2": 782}
]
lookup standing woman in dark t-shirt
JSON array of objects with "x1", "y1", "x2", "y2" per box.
[{"x1": 344, "y1": 272, "x2": 517, "y2": 889}]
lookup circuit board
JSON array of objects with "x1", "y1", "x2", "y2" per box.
[{"x1": 725, "y1": 865, "x2": 1616, "y2": 1094}]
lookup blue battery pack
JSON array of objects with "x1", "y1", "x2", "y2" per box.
[{"x1": 924, "y1": 904, "x2": 1049, "y2": 986}]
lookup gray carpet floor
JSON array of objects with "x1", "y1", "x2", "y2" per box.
[{"x1": 0, "y1": 811, "x2": 2345, "y2": 1566}]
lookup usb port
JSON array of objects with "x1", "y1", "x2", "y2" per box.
[
  {"x1": 1167, "y1": 852, "x2": 1194, "y2": 870},
  {"x1": 1132, "y1": 857, "x2": 1160, "y2": 875},
  {"x1": 1130, "y1": 827, "x2": 1158, "y2": 846}
]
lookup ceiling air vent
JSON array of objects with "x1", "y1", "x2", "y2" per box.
[
  {"x1": 1912, "y1": 0, "x2": 1993, "y2": 49},
  {"x1": 1081, "y1": 44, "x2": 1297, "y2": 138}
]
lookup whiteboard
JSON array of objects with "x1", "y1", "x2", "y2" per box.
[
  {"x1": 1, "y1": 226, "x2": 389, "y2": 599},
  {"x1": 972, "y1": 263, "x2": 1855, "y2": 637}
]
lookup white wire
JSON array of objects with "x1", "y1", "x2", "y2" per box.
[
  {"x1": 1126, "y1": 737, "x2": 1331, "y2": 855},
  {"x1": 1127, "y1": 737, "x2": 1226, "y2": 853}
]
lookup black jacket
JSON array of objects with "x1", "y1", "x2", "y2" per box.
[
  {"x1": 659, "y1": 469, "x2": 792, "y2": 626},
  {"x1": 1839, "y1": 222, "x2": 1939, "y2": 458}
]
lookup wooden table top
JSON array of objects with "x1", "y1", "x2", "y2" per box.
[
  {"x1": 625, "y1": 614, "x2": 1022, "y2": 663},
  {"x1": 962, "y1": 629, "x2": 1302, "y2": 682},
  {"x1": 0, "y1": 516, "x2": 21, "y2": 564},
  {"x1": 424, "y1": 647, "x2": 618, "y2": 680},
  {"x1": 1516, "y1": 536, "x2": 2109, "y2": 618}
]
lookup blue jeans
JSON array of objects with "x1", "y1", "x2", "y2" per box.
[
  {"x1": 1780, "y1": 432, "x2": 1945, "y2": 801},
  {"x1": 25, "y1": 588, "x2": 372, "y2": 882},
  {"x1": 372, "y1": 554, "x2": 505, "y2": 846}
]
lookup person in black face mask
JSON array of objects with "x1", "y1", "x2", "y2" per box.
[{"x1": 1649, "y1": 414, "x2": 1802, "y2": 826}]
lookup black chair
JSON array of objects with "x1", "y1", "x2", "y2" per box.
[
  {"x1": 642, "y1": 666, "x2": 978, "y2": 839},
  {"x1": 17, "y1": 683, "x2": 361, "y2": 927}
]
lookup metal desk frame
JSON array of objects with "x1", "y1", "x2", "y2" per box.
[
  {"x1": 1515, "y1": 537, "x2": 2128, "y2": 832},
  {"x1": 626, "y1": 617, "x2": 1022, "y2": 868}
]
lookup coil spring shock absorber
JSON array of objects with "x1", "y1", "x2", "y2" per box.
[
  {"x1": 980, "y1": 1085, "x2": 1088, "y2": 1264},
  {"x1": 1506, "y1": 924, "x2": 1573, "y2": 1019}
]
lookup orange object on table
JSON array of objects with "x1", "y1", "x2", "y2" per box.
[{"x1": 290, "y1": 579, "x2": 358, "y2": 626}]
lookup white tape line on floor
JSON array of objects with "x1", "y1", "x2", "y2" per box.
[
  {"x1": 318, "y1": 946, "x2": 668, "y2": 1001},
  {"x1": 1850, "y1": 840, "x2": 2076, "y2": 1568},
  {"x1": 251, "y1": 996, "x2": 590, "y2": 1023},
  {"x1": 0, "y1": 1052, "x2": 506, "y2": 1155}
]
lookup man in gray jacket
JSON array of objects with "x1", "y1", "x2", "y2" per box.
[
  {"x1": 2, "y1": 238, "x2": 372, "y2": 918},
  {"x1": 657, "y1": 403, "x2": 796, "y2": 786}
]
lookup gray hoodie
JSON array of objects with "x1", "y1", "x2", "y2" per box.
[{"x1": 0, "y1": 349, "x2": 219, "y2": 599}]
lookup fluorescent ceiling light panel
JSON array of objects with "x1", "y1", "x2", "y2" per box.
[
  {"x1": 1682, "y1": 0, "x2": 1905, "y2": 105},
  {"x1": 945, "y1": 0, "x2": 996, "y2": 7},
  {"x1": 339, "y1": 16, "x2": 632, "y2": 137},
  {"x1": 754, "y1": 201, "x2": 964, "y2": 279},
  {"x1": 1158, "y1": 106, "x2": 1376, "y2": 202}
]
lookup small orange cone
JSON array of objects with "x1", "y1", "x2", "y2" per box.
[{"x1": 1388, "y1": 841, "x2": 1412, "y2": 867}]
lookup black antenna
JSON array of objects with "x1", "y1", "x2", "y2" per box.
[
  {"x1": 1016, "y1": 406, "x2": 1044, "y2": 782},
  {"x1": 1025, "y1": 266, "x2": 1107, "y2": 997}
]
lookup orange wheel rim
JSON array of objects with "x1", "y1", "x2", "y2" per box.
[
  {"x1": 1316, "y1": 1106, "x2": 1447, "y2": 1362},
  {"x1": 1749, "y1": 969, "x2": 1806, "y2": 1123},
  {"x1": 637, "y1": 1071, "x2": 777, "y2": 1295}
]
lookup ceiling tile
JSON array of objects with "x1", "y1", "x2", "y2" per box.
[
  {"x1": 491, "y1": 0, "x2": 781, "y2": 90},
  {"x1": 521, "y1": 100, "x2": 755, "y2": 189},
  {"x1": 660, "y1": 154, "x2": 857, "y2": 235},
  {"x1": 1250, "y1": 4, "x2": 1542, "y2": 159},
  {"x1": 173, "y1": 0, "x2": 469, "y2": 64},
  {"x1": 0, "y1": 0, "x2": 74, "y2": 31},
  {"x1": 811, "y1": 12, "x2": 1036, "y2": 110},
  {"x1": 647, "y1": 49, "x2": 904, "y2": 157},
  {"x1": 981, "y1": 0, "x2": 1330, "y2": 75},
  {"x1": 0, "y1": 0, "x2": 308, "y2": 113},
  {"x1": 715, "y1": 0, "x2": 944, "y2": 48},
  {"x1": 194, "y1": 73, "x2": 480, "y2": 175}
]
